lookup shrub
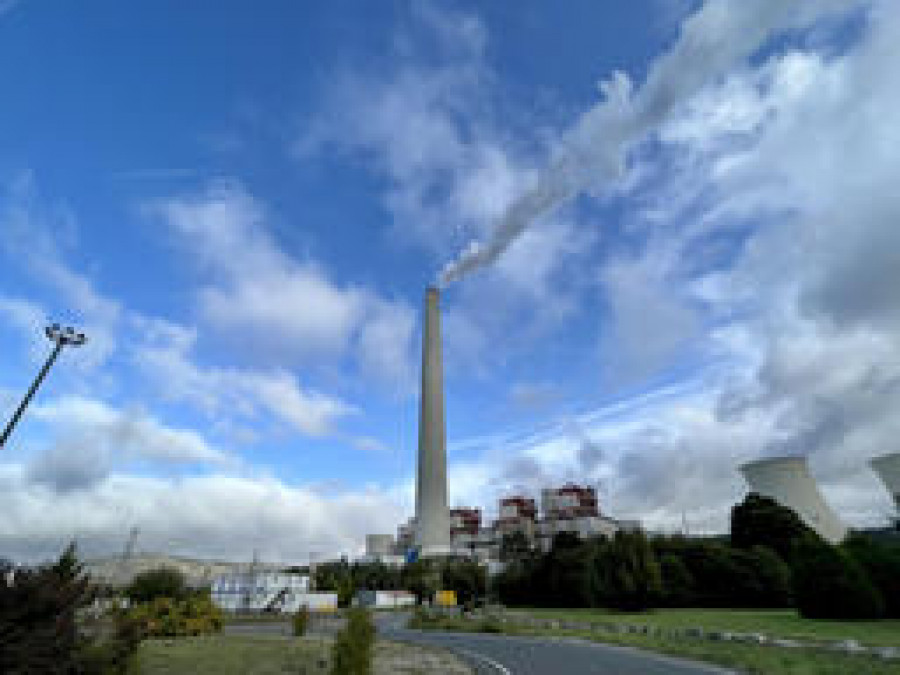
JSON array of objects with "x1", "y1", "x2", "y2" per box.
[
  {"x1": 731, "y1": 493, "x2": 816, "y2": 560},
  {"x1": 331, "y1": 607, "x2": 375, "y2": 675},
  {"x1": 125, "y1": 595, "x2": 223, "y2": 637},
  {"x1": 596, "y1": 531, "x2": 662, "y2": 611},
  {"x1": 843, "y1": 535, "x2": 900, "y2": 618},
  {"x1": 440, "y1": 560, "x2": 487, "y2": 606},
  {"x1": 793, "y1": 536, "x2": 885, "y2": 619},
  {"x1": 293, "y1": 606, "x2": 309, "y2": 636},
  {"x1": 126, "y1": 566, "x2": 188, "y2": 604},
  {"x1": 659, "y1": 553, "x2": 695, "y2": 607}
]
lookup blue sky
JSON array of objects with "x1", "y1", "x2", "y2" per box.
[{"x1": 1, "y1": 0, "x2": 898, "y2": 562}]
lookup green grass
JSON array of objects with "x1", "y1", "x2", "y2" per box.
[
  {"x1": 136, "y1": 635, "x2": 329, "y2": 674},
  {"x1": 412, "y1": 614, "x2": 900, "y2": 675},
  {"x1": 514, "y1": 608, "x2": 900, "y2": 647}
]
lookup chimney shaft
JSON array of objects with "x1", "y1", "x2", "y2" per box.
[{"x1": 415, "y1": 287, "x2": 450, "y2": 555}]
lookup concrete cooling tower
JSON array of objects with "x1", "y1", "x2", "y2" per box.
[
  {"x1": 739, "y1": 456, "x2": 847, "y2": 544},
  {"x1": 870, "y1": 453, "x2": 900, "y2": 511},
  {"x1": 414, "y1": 287, "x2": 452, "y2": 557}
]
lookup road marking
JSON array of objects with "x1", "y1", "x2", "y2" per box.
[{"x1": 455, "y1": 647, "x2": 513, "y2": 675}]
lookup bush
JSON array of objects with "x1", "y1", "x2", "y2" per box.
[
  {"x1": 843, "y1": 535, "x2": 900, "y2": 618},
  {"x1": 293, "y1": 606, "x2": 309, "y2": 636},
  {"x1": 731, "y1": 493, "x2": 816, "y2": 560},
  {"x1": 126, "y1": 566, "x2": 188, "y2": 604},
  {"x1": 595, "y1": 531, "x2": 663, "y2": 611},
  {"x1": 792, "y1": 536, "x2": 885, "y2": 619},
  {"x1": 125, "y1": 595, "x2": 223, "y2": 637},
  {"x1": 331, "y1": 607, "x2": 375, "y2": 675},
  {"x1": 440, "y1": 560, "x2": 487, "y2": 606},
  {"x1": 659, "y1": 553, "x2": 695, "y2": 607}
]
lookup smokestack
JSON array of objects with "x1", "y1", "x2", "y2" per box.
[
  {"x1": 414, "y1": 287, "x2": 451, "y2": 556},
  {"x1": 740, "y1": 456, "x2": 847, "y2": 544},
  {"x1": 870, "y1": 453, "x2": 900, "y2": 513}
]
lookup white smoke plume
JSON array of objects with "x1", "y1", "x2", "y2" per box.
[{"x1": 438, "y1": 0, "x2": 855, "y2": 286}]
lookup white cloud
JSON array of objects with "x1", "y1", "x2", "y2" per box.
[
  {"x1": 0, "y1": 464, "x2": 406, "y2": 563},
  {"x1": 131, "y1": 316, "x2": 354, "y2": 438},
  {"x1": 149, "y1": 181, "x2": 417, "y2": 389},
  {"x1": 0, "y1": 173, "x2": 121, "y2": 370}
]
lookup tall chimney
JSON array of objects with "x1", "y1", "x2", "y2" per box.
[{"x1": 415, "y1": 286, "x2": 451, "y2": 556}]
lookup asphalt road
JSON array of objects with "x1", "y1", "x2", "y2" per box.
[
  {"x1": 225, "y1": 616, "x2": 735, "y2": 675},
  {"x1": 377, "y1": 615, "x2": 736, "y2": 675}
]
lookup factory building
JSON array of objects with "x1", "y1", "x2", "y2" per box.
[
  {"x1": 496, "y1": 496, "x2": 537, "y2": 540},
  {"x1": 210, "y1": 571, "x2": 337, "y2": 613},
  {"x1": 541, "y1": 484, "x2": 598, "y2": 520},
  {"x1": 382, "y1": 484, "x2": 636, "y2": 560}
]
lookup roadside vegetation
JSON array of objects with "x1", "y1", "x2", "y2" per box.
[
  {"x1": 410, "y1": 612, "x2": 900, "y2": 675},
  {"x1": 492, "y1": 494, "x2": 899, "y2": 623}
]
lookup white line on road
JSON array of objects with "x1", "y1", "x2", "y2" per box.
[{"x1": 455, "y1": 647, "x2": 513, "y2": 675}]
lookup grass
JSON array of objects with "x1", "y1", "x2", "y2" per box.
[
  {"x1": 411, "y1": 614, "x2": 900, "y2": 675},
  {"x1": 136, "y1": 635, "x2": 329, "y2": 674},
  {"x1": 513, "y1": 608, "x2": 900, "y2": 648},
  {"x1": 135, "y1": 634, "x2": 471, "y2": 675}
]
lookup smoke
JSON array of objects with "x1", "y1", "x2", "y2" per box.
[{"x1": 438, "y1": 0, "x2": 853, "y2": 286}]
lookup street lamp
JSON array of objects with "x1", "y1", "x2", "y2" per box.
[{"x1": 0, "y1": 323, "x2": 86, "y2": 448}]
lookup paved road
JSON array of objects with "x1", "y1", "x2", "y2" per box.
[
  {"x1": 377, "y1": 616, "x2": 735, "y2": 675},
  {"x1": 225, "y1": 616, "x2": 735, "y2": 674}
]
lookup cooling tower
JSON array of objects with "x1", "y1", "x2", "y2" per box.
[
  {"x1": 414, "y1": 287, "x2": 451, "y2": 556},
  {"x1": 870, "y1": 453, "x2": 900, "y2": 511},
  {"x1": 739, "y1": 456, "x2": 847, "y2": 544}
]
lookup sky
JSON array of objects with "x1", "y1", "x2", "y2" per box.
[{"x1": 1, "y1": 0, "x2": 898, "y2": 563}]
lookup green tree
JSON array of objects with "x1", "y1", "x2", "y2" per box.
[
  {"x1": 596, "y1": 531, "x2": 662, "y2": 611},
  {"x1": 0, "y1": 543, "x2": 139, "y2": 674},
  {"x1": 440, "y1": 560, "x2": 486, "y2": 606},
  {"x1": 793, "y1": 535, "x2": 885, "y2": 619},
  {"x1": 659, "y1": 553, "x2": 695, "y2": 607},
  {"x1": 331, "y1": 607, "x2": 374, "y2": 675},
  {"x1": 499, "y1": 531, "x2": 531, "y2": 562},
  {"x1": 126, "y1": 566, "x2": 188, "y2": 603},
  {"x1": 731, "y1": 493, "x2": 816, "y2": 560},
  {"x1": 843, "y1": 535, "x2": 900, "y2": 618}
]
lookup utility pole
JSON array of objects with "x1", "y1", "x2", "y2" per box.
[{"x1": 0, "y1": 324, "x2": 86, "y2": 449}]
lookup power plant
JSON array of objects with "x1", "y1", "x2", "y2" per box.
[
  {"x1": 740, "y1": 456, "x2": 847, "y2": 544},
  {"x1": 414, "y1": 287, "x2": 452, "y2": 556},
  {"x1": 870, "y1": 453, "x2": 900, "y2": 513}
]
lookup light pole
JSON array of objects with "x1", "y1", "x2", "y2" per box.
[{"x1": 0, "y1": 323, "x2": 86, "y2": 449}]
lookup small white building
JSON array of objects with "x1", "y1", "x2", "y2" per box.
[
  {"x1": 211, "y1": 571, "x2": 337, "y2": 613},
  {"x1": 355, "y1": 589, "x2": 416, "y2": 609}
]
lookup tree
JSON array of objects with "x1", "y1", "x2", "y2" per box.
[
  {"x1": 659, "y1": 553, "x2": 695, "y2": 607},
  {"x1": 331, "y1": 607, "x2": 374, "y2": 675},
  {"x1": 596, "y1": 531, "x2": 662, "y2": 611},
  {"x1": 441, "y1": 560, "x2": 486, "y2": 606},
  {"x1": 126, "y1": 566, "x2": 188, "y2": 603},
  {"x1": 843, "y1": 535, "x2": 900, "y2": 618},
  {"x1": 499, "y1": 531, "x2": 531, "y2": 562},
  {"x1": 0, "y1": 543, "x2": 136, "y2": 674},
  {"x1": 400, "y1": 560, "x2": 439, "y2": 604},
  {"x1": 792, "y1": 535, "x2": 884, "y2": 619},
  {"x1": 731, "y1": 493, "x2": 816, "y2": 561}
]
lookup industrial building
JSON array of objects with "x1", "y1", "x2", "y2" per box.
[
  {"x1": 210, "y1": 571, "x2": 337, "y2": 613},
  {"x1": 377, "y1": 482, "x2": 637, "y2": 561}
]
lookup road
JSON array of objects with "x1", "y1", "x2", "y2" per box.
[
  {"x1": 225, "y1": 616, "x2": 735, "y2": 674},
  {"x1": 376, "y1": 614, "x2": 736, "y2": 675}
]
